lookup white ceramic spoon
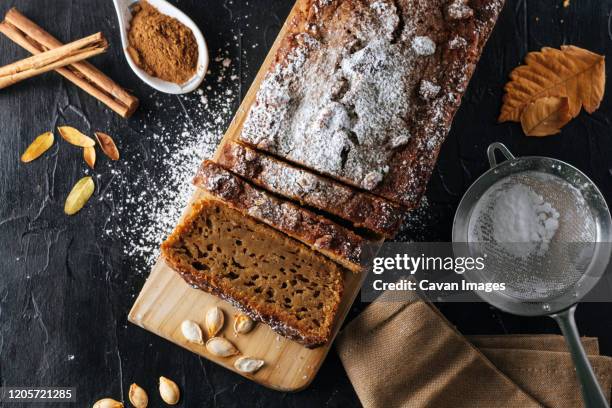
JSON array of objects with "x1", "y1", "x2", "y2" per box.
[{"x1": 112, "y1": 0, "x2": 209, "y2": 94}]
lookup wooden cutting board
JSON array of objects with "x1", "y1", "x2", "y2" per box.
[
  {"x1": 129, "y1": 0, "x2": 376, "y2": 392},
  {"x1": 128, "y1": 249, "x2": 368, "y2": 391}
]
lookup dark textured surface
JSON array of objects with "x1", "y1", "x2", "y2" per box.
[{"x1": 0, "y1": 0, "x2": 611, "y2": 407}]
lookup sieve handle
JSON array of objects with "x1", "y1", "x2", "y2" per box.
[
  {"x1": 487, "y1": 142, "x2": 516, "y2": 169},
  {"x1": 551, "y1": 305, "x2": 610, "y2": 408}
]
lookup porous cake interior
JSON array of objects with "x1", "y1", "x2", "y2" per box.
[{"x1": 161, "y1": 200, "x2": 344, "y2": 345}]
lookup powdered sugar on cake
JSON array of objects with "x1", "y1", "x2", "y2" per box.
[
  {"x1": 446, "y1": 0, "x2": 474, "y2": 20},
  {"x1": 218, "y1": 143, "x2": 405, "y2": 236},
  {"x1": 241, "y1": 0, "x2": 428, "y2": 191},
  {"x1": 240, "y1": 0, "x2": 505, "y2": 204},
  {"x1": 411, "y1": 36, "x2": 437, "y2": 56}
]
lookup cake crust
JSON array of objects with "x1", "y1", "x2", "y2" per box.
[
  {"x1": 217, "y1": 142, "x2": 405, "y2": 237},
  {"x1": 194, "y1": 160, "x2": 371, "y2": 272}
]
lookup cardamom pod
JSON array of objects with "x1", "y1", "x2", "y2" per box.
[
  {"x1": 58, "y1": 126, "x2": 95, "y2": 147},
  {"x1": 84, "y1": 146, "x2": 96, "y2": 169},
  {"x1": 21, "y1": 131, "x2": 54, "y2": 163},
  {"x1": 94, "y1": 131, "x2": 120, "y2": 161},
  {"x1": 64, "y1": 176, "x2": 95, "y2": 215}
]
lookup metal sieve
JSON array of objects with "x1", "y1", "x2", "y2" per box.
[{"x1": 453, "y1": 143, "x2": 612, "y2": 408}]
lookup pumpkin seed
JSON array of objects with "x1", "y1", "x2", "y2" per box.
[
  {"x1": 181, "y1": 320, "x2": 204, "y2": 344},
  {"x1": 159, "y1": 376, "x2": 180, "y2": 405},
  {"x1": 64, "y1": 176, "x2": 95, "y2": 215},
  {"x1": 58, "y1": 126, "x2": 95, "y2": 147},
  {"x1": 128, "y1": 383, "x2": 148, "y2": 408},
  {"x1": 234, "y1": 356, "x2": 265, "y2": 374},
  {"x1": 84, "y1": 146, "x2": 96, "y2": 168},
  {"x1": 94, "y1": 131, "x2": 120, "y2": 161},
  {"x1": 206, "y1": 307, "x2": 224, "y2": 338},
  {"x1": 21, "y1": 131, "x2": 54, "y2": 163},
  {"x1": 234, "y1": 313, "x2": 255, "y2": 335},
  {"x1": 206, "y1": 337, "x2": 239, "y2": 357},
  {"x1": 92, "y1": 398, "x2": 123, "y2": 408}
]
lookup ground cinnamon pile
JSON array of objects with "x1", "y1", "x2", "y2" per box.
[{"x1": 127, "y1": 1, "x2": 198, "y2": 84}]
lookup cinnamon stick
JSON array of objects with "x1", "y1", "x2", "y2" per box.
[
  {"x1": 0, "y1": 8, "x2": 139, "y2": 118},
  {"x1": 0, "y1": 32, "x2": 107, "y2": 89}
]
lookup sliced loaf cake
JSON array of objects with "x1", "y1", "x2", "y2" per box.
[
  {"x1": 194, "y1": 160, "x2": 370, "y2": 273},
  {"x1": 161, "y1": 199, "x2": 345, "y2": 348},
  {"x1": 217, "y1": 142, "x2": 405, "y2": 237}
]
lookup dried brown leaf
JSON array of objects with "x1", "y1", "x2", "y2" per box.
[
  {"x1": 94, "y1": 131, "x2": 120, "y2": 160},
  {"x1": 64, "y1": 176, "x2": 95, "y2": 215},
  {"x1": 520, "y1": 96, "x2": 572, "y2": 137},
  {"x1": 83, "y1": 146, "x2": 96, "y2": 168},
  {"x1": 58, "y1": 126, "x2": 95, "y2": 147},
  {"x1": 499, "y1": 45, "x2": 605, "y2": 122},
  {"x1": 21, "y1": 131, "x2": 54, "y2": 163}
]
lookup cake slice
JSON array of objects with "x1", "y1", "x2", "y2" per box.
[
  {"x1": 217, "y1": 142, "x2": 405, "y2": 237},
  {"x1": 194, "y1": 160, "x2": 370, "y2": 273},
  {"x1": 161, "y1": 199, "x2": 345, "y2": 347},
  {"x1": 239, "y1": 0, "x2": 504, "y2": 207}
]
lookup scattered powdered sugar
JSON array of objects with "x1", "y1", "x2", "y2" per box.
[
  {"x1": 102, "y1": 48, "x2": 241, "y2": 273},
  {"x1": 491, "y1": 184, "x2": 560, "y2": 258},
  {"x1": 393, "y1": 197, "x2": 437, "y2": 242}
]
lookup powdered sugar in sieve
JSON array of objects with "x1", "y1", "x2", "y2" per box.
[{"x1": 467, "y1": 170, "x2": 597, "y2": 301}]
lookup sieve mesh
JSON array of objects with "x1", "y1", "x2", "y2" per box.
[{"x1": 467, "y1": 170, "x2": 597, "y2": 301}]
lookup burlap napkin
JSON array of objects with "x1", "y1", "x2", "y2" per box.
[{"x1": 336, "y1": 292, "x2": 612, "y2": 408}]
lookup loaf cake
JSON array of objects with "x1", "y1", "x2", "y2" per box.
[
  {"x1": 239, "y1": 0, "x2": 504, "y2": 207},
  {"x1": 217, "y1": 142, "x2": 405, "y2": 237},
  {"x1": 162, "y1": 0, "x2": 505, "y2": 348},
  {"x1": 161, "y1": 199, "x2": 345, "y2": 347},
  {"x1": 194, "y1": 160, "x2": 371, "y2": 273}
]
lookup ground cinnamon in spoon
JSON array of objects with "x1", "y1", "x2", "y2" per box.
[{"x1": 127, "y1": 1, "x2": 198, "y2": 84}]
